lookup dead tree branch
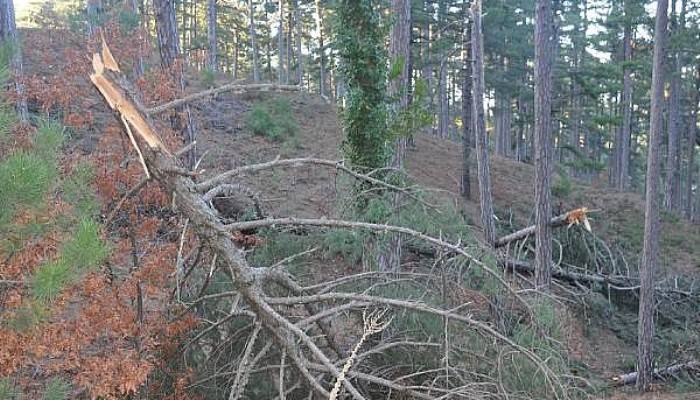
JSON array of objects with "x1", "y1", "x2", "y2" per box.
[
  {"x1": 146, "y1": 83, "x2": 300, "y2": 115},
  {"x1": 495, "y1": 208, "x2": 592, "y2": 248}
]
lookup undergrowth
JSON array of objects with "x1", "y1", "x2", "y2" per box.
[{"x1": 245, "y1": 97, "x2": 299, "y2": 142}]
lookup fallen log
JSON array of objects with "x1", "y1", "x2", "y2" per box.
[
  {"x1": 495, "y1": 208, "x2": 591, "y2": 248},
  {"x1": 612, "y1": 360, "x2": 700, "y2": 386}
]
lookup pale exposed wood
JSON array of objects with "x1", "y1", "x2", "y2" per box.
[{"x1": 494, "y1": 208, "x2": 592, "y2": 248}]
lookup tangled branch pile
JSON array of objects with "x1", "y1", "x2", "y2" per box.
[{"x1": 92, "y1": 42, "x2": 584, "y2": 399}]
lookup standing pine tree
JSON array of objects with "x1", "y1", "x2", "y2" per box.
[
  {"x1": 534, "y1": 0, "x2": 554, "y2": 289},
  {"x1": 471, "y1": 0, "x2": 495, "y2": 246},
  {"x1": 637, "y1": 0, "x2": 668, "y2": 391}
]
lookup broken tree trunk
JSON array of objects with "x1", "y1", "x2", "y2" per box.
[
  {"x1": 613, "y1": 360, "x2": 700, "y2": 386},
  {"x1": 494, "y1": 208, "x2": 591, "y2": 248}
]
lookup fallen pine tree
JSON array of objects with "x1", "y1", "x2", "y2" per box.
[
  {"x1": 90, "y1": 40, "x2": 577, "y2": 400},
  {"x1": 612, "y1": 360, "x2": 700, "y2": 386}
]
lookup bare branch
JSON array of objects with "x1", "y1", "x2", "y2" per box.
[{"x1": 147, "y1": 83, "x2": 300, "y2": 115}]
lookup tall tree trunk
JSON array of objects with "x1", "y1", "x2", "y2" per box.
[
  {"x1": 233, "y1": 30, "x2": 239, "y2": 80},
  {"x1": 461, "y1": 13, "x2": 472, "y2": 200},
  {"x1": 278, "y1": 0, "x2": 285, "y2": 84},
  {"x1": 315, "y1": 0, "x2": 325, "y2": 97},
  {"x1": 286, "y1": 7, "x2": 293, "y2": 85},
  {"x1": 423, "y1": 0, "x2": 434, "y2": 134},
  {"x1": 129, "y1": 0, "x2": 145, "y2": 78},
  {"x1": 534, "y1": 0, "x2": 554, "y2": 289},
  {"x1": 437, "y1": 1, "x2": 448, "y2": 139},
  {"x1": 471, "y1": 0, "x2": 495, "y2": 246},
  {"x1": 154, "y1": 0, "x2": 180, "y2": 69},
  {"x1": 378, "y1": 0, "x2": 412, "y2": 272},
  {"x1": 686, "y1": 64, "x2": 699, "y2": 221},
  {"x1": 665, "y1": 0, "x2": 682, "y2": 212},
  {"x1": 154, "y1": 0, "x2": 196, "y2": 166},
  {"x1": 86, "y1": 0, "x2": 101, "y2": 37},
  {"x1": 637, "y1": 0, "x2": 668, "y2": 391},
  {"x1": 207, "y1": 0, "x2": 217, "y2": 71},
  {"x1": 0, "y1": 0, "x2": 27, "y2": 122},
  {"x1": 248, "y1": 0, "x2": 260, "y2": 82},
  {"x1": 617, "y1": 0, "x2": 633, "y2": 190},
  {"x1": 293, "y1": 0, "x2": 302, "y2": 86}
]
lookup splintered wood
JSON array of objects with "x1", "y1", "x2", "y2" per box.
[{"x1": 89, "y1": 41, "x2": 168, "y2": 154}]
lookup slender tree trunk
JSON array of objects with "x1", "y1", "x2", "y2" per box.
[
  {"x1": 637, "y1": 0, "x2": 668, "y2": 391},
  {"x1": 154, "y1": 0, "x2": 196, "y2": 166},
  {"x1": 686, "y1": 64, "x2": 699, "y2": 221},
  {"x1": 534, "y1": 0, "x2": 554, "y2": 289},
  {"x1": 617, "y1": 1, "x2": 633, "y2": 190},
  {"x1": 423, "y1": 0, "x2": 434, "y2": 134},
  {"x1": 378, "y1": 0, "x2": 412, "y2": 272},
  {"x1": 248, "y1": 0, "x2": 260, "y2": 81},
  {"x1": 278, "y1": 0, "x2": 285, "y2": 84},
  {"x1": 207, "y1": 0, "x2": 217, "y2": 71},
  {"x1": 471, "y1": 0, "x2": 495, "y2": 246},
  {"x1": 665, "y1": 0, "x2": 682, "y2": 212},
  {"x1": 315, "y1": 0, "x2": 325, "y2": 97},
  {"x1": 86, "y1": 0, "x2": 101, "y2": 37},
  {"x1": 293, "y1": 0, "x2": 302, "y2": 86},
  {"x1": 0, "y1": 0, "x2": 27, "y2": 122},
  {"x1": 461, "y1": 14, "x2": 472, "y2": 200},
  {"x1": 286, "y1": 7, "x2": 292, "y2": 85},
  {"x1": 154, "y1": 0, "x2": 180, "y2": 69},
  {"x1": 233, "y1": 30, "x2": 239, "y2": 80},
  {"x1": 129, "y1": 0, "x2": 145, "y2": 78}
]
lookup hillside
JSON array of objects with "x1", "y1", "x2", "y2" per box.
[{"x1": 1, "y1": 21, "x2": 697, "y2": 399}]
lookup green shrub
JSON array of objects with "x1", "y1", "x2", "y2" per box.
[
  {"x1": 201, "y1": 68, "x2": 216, "y2": 88},
  {"x1": 7, "y1": 301, "x2": 47, "y2": 331},
  {"x1": 0, "y1": 151, "x2": 57, "y2": 221},
  {"x1": 245, "y1": 98, "x2": 299, "y2": 142},
  {"x1": 62, "y1": 162, "x2": 99, "y2": 218},
  {"x1": 32, "y1": 260, "x2": 72, "y2": 302},
  {"x1": 0, "y1": 378, "x2": 16, "y2": 400},
  {"x1": 61, "y1": 219, "x2": 109, "y2": 272},
  {"x1": 246, "y1": 105, "x2": 275, "y2": 137},
  {"x1": 0, "y1": 105, "x2": 17, "y2": 141},
  {"x1": 33, "y1": 119, "x2": 65, "y2": 161},
  {"x1": 42, "y1": 377, "x2": 71, "y2": 400},
  {"x1": 552, "y1": 170, "x2": 572, "y2": 199}
]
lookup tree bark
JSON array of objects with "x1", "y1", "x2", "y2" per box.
[
  {"x1": 315, "y1": 0, "x2": 325, "y2": 97},
  {"x1": 471, "y1": 0, "x2": 495, "y2": 246},
  {"x1": 637, "y1": 0, "x2": 668, "y2": 391},
  {"x1": 379, "y1": 0, "x2": 412, "y2": 272},
  {"x1": 293, "y1": 0, "x2": 302, "y2": 86},
  {"x1": 0, "y1": 0, "x2": 27, "y2": 122},
  {"x1": 534, "y1": 0, "x2": 554, "y2": 289},
  {"x1": 207, "y1": 0, "x2": 217, "y2": 71},
  {"x1": 688, "y1": 64, "x2": 700, "y2": 221},
  {"x1": 248, "y1": 0, "x2": 260, "y2": 82},
  {"x1": 616, "y1": 0, "x2": 633, "y2": 190},
  {"x1": 461, "y1": 13, "x2": 472, "y2": 200},
  {"x1": 153, "y1": 0, "x2": 180, "y2": 69},
  {"x1": 665, "y1": 0, "x2": 682, "y2": 212},
  {"x1": 277, "y1": 0, "x2": 285, "y2": 84}
]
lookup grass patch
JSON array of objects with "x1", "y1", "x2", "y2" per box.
[
  {"x1": 6, "y1": 301, "x2": 48, "y2": 331},
  {"x1": 42, "y1": 377, "x2": 71, "y2": 400},
  {"x1": 0, "y1": 151, "x2": 57, "y2": 221}
]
